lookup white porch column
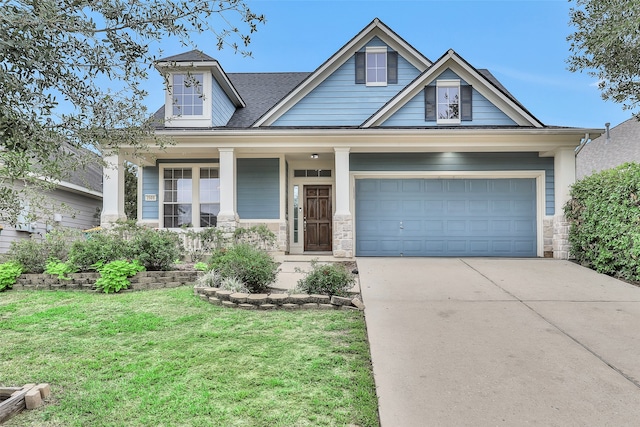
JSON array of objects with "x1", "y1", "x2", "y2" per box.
[
  {"x1": 553, "y1": 147, "x2": 577, "y2": 259},
  {"x1": 101, "y1": 152, "x2": 126, "y2": 226},
  {"x1": 217, "y1": 148, "x2": 237, "y2": 233},
  {"x1": 333, "y1": 147, "x2": 353, "y2": 258}
]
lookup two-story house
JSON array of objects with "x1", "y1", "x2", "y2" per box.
[{"x1": 101, "y1": 18, "x2": 601, "y2": 259}]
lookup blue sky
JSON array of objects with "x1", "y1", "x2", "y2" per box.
[{"x1": 143, "y1": 0, "x2": 632, "y2": 129}]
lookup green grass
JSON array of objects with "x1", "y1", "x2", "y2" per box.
[{"x1": 0, "y1": 288, "x2": 379, "y2": 426}]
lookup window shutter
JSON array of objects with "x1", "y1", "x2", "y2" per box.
[
  {"x1": 387, "y1": 51, "x2": 398, "y2": 84},
  {"x1": 425, "y1": 86, "x2": 436, "y2": 121},
  {"x1": 355, "y1": 52, "x2": 365, "y2": 84},
  {"x1": 461, "y1": 85, "x2": 473, "y2": 121}
]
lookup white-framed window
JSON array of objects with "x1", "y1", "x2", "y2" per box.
[
  {"x1": 171, "y1": 73, "x2": 204, "y2": 116},
  {"x1": 162, "y1": 165, "x2": 220, "y2": 228},
  {"x1": 436, "y1": 80, "x2": 461, "y2": 124},
  {"x1": 366, "y1": 46, "x2": 387, "y2": 86}
]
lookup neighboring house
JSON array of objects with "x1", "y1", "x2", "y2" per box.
[
  {"x1": 0, "y1": 159, "x2": 103, "y2": 254},
  {"x1": 576, "y1": 118, "x2": 640, "y2": 180},
  {"x1": 102, "y1": 18, "x2": 601, "y2": 259}
]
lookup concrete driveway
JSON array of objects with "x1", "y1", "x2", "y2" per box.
[{"x1": 358, "y1": 258, "x2": 640, "y2": 427}]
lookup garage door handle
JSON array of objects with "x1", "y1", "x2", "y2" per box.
[{"x1": 399, "y1": 221, "x2": 403, "y2": 229}]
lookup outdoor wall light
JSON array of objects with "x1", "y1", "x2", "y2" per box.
[{"x1": 310, "y1": 154, "x2": 319, "y2": 159}]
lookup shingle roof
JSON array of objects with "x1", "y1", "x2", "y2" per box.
[
  {"x1": 151, "y1": 72, "x2": 311, "y2": 129},
  {"x1": 156, "y1": 49, "x2": 216, "y2": 63}
]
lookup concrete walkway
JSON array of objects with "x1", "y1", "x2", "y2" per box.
[{"x1": 358, "y1": 258, "x2": 640, "y2": 426}]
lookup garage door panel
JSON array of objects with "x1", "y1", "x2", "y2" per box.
[{"x1": 356, "y1": 178, "x2": 537, "y2": 257}]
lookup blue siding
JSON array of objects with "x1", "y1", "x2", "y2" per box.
[
  {"x1": 350, "y1": 152, "x2": 555, "y2": 215},
  {"x1": 141, "y1": 166, "x2": 159, "y2": 220},
  {"x1": 273, "y1": 38, "x2": 421, "y2": 126},
  {"x1": 237, "y1": 158, "x2": 280, "y2": 219},
  {"x1": 212, "y1": 77, "x2": 236, "y2": 127},
  {"x1": 382, "y1": 69, "x2": 517, "y2": 127}
]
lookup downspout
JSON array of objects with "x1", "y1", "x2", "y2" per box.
[{"x1": 575, "y1": 132, "x2": 590, "y2": 156}]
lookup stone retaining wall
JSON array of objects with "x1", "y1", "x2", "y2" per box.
[
  {"x1": 12, "y1": 271, "x2": 200, "y2": 292},
  {"x1": 194, "y1": 286, "x2": 364, "y2": 311}
]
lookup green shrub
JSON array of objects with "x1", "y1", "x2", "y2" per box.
[
  {"x1": 6, "y1": 238, "x2": 46, "y2": 273},
  {"x1": 209, "y1": 244, "x2": 278, "y2": 293},
  {"x1": 0, "y1": 261, "x2": 22, "y2": 292},
  {"x1": 94, "y1": 260, "x2": 145, "y2": 293},
  {"x1": 296, "y1": 260, "x2": 356, "y2": 297},
  {"x1": 565, "y1": 162, "x2": 640, "y2": 281},
  {"x1": 68, "y1": 232, "x2": 131, "y2": 271},
  {"x1": 130, "y1": 228, "x2": 183, "y2": 271},
  {"x1": 45, "y1": 259, "x2": 77, "y2": 280},
  {"x1": 194, "y1": 262, "x2": 209, "y2": 271}
]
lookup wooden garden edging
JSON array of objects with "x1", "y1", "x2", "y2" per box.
[{"x1": 0, "y1": 383, "x2": 50, "y2": 424}]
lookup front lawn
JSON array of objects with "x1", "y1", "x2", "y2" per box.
[{"x1": 0, "y1": 287, "x2": 379, "y2": 426}]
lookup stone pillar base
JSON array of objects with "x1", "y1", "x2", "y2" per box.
[
  {"x1": 217, "y1": 215, "x2": 238, "y2": 240},
  {"x1": 552, "y1": 214, "x2": 571, "y2": 260},
  {"x1": 333, "y1": 214, "x2": 353, "y2": 258},
  {"x1": 100, "y1": 213, "x2": 127, "y2": 228}
]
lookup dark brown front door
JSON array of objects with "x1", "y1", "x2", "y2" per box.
[{"x1": 304, "y1": 185, "x2": 332, "y2": 251}]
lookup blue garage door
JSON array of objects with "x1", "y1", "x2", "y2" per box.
[{"x1": 356, "y1": 178, "x2": 537, "y2": 257}]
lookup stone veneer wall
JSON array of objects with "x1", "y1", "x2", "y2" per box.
[
  {"x1": 12, "y1": 271, "x2": 200, "y2": 292},
  {"x1": 332, "y1": 214, "x2": 353, "y2": 258},
  {"x1": 553, "y1": 214, "x2": 571, "y2": 260},
  {"x1": 543, "y1": 217, "x2": 554, "y2": 257}
]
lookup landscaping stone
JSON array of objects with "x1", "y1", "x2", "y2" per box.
[
  {"x1": 258, "y1": 304, "x2": 278, "y2": 310},
  {"x1": 221, "y1": 301, "x2": 237, "y2": 308},
  {"x1": 25, "y1": 387, "x2": 43, "y2": 410},
  {"x1": 301, "y1": 303, "x2": 319, "y2": 310},
  {"x1": 208, "y1": 297, "x2": 221, "y2": 306},
  {"x1": 229, "y1": 293, "x2": 249, "y2": 304},
  {"x1": 310, "y1": 294, "x2": 331, "y2": 304},
  {"x1": 289, "y1": 294, "x2": 311, "y2": 304},
  {"x1": 199, "y1": 294, "x2": 209, "y2": 302},
  {"x1": 267, "y1": 293, "x2": 289, "y2": 305},
  {"x1": 330, "y1": 296, "x2": 353, "y2": 306},
  {"x1": 351, "y1": 298, "x2": 365, "y2": 310},
  {"x1": 37, "y1": 384, "x2": 50, "y2": 399},
  {"x1": 202, "y1": 287, "x2": 219, "y2": 297},
  {"x1": 215, "y1": 290, "x2": 233, "y2": 301},
  {"x1": 282, "y1": 303, "x2": 300, "y2": 310},
  {"x1": 246, "y1": 294, "x2": 268, "y2": 305},
  {"x1": 238, "y1": 303, "x2": 257, "y2": 310},
  {"x1": 318, "y1": 303, "x2": 337, "y2": 310}
]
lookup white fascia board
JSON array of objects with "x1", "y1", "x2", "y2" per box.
[
  {"x1": 252, "y1": 19, "x2": 432, "y2": 127},
  {"x1": 28, "y1": 174, "x2": 103, "y2": 199},
  {"x1": 145, "y1": 127, "x2": 603, "y2": 155},
  {"x1": 156, "y1": 61, "x2": 245, "y2": 107},
  {"x1": 364, "y1": 50, "x2": 544, "y2": 128}
]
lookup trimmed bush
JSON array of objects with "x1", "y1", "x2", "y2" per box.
[
  {"x1": 564, "y1": 162, "x2": 640, "y2": 281},
  {"x1": 130, "y1": 228, "x2": 183, "y2": 271},
  {"x1": 68, "y1": 232, "x2": 131, "y2": 271},
  {"x1": 296, "y1": 260, "x2": 356, "y2": 297},
  {"x1": 209, "y1": 244, "x2": 278, "y2": 293}
]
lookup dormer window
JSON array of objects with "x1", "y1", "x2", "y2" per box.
[
  {"x1": 172, "y1": 73, "x2": 204, "y2": 116},
  {"x1": 436, "y1": 80, "x2": 460, "y2": 124},
  {"x1": 425, "y1": 80, "x2": 473, "y2": 124}
]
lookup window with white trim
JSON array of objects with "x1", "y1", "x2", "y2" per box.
[
  {"x1": 366, "y1": 47, "x2": 387, "y2": 86},
  {"x1": 171, "y1": 73, "x2": 204, "y2": 116},
  {"x1": 436, "y1": 80, "x2": 460, "y2": 124},
  {"x1": 162, "y1": 165, "x2": 219, "y2": 228}
]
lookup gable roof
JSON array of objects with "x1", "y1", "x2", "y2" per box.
[
  {"x1": 156, "y1": 49, "x2": 217, "y2": 63},
  {"x1": 363, "y1": 49, "x2": 544, "y2": 128},
  {"x1": 252, "y1": 18, "x2": 433, "y2": 127},
  {"x1": 155, "y1": 50, "x2": 245, "y2": 108}
]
